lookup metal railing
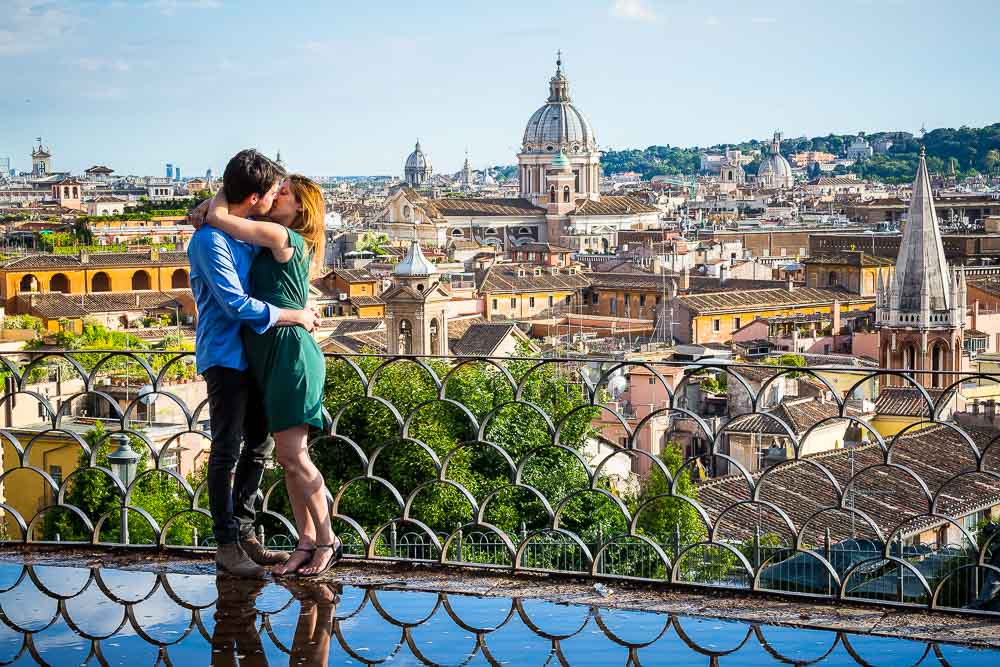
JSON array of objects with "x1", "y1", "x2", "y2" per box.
[{"x1": 0, "y1": 350, "x2": 998, "y2": 616}]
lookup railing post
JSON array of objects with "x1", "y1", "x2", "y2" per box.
[
  {"x1": 597, "y1": 526, "x2": 604, "y2": 574},
  {"x1": 825, "y1": 528, "x2": 832, "y2": 595},
  {"x1": 897, "y1": 533, "x2": 905, "y2": 602},
  {"x1": 390, "y1": 522, "x2": 398, "y2": 558},
  {"x1": 258, "y1": 524, "x2": 265, "y2": 547},
  {"x1": 192, "y1": 527, "x2": 198, "y2": 548},
  {"x1": 674, "y1": 525, "x2": 681, "y2": 563},
  {"x1": 753, "y1": 525, "x2": 761, "y2": 571},
  {"x1": 456, "y1": 522, "x2": 463, "y2": 562}
]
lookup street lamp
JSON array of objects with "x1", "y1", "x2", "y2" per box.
[{"x1": 108, "y1": 433, "x2": 139, "y2": 545}]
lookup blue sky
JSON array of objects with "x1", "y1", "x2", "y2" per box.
[{"x1": 2, "y1": 0, "x2": 997, "y2": 177}]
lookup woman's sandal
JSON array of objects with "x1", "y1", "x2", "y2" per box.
[
  {"x1": 297, "y1": 540, "x2": 343, "y2": 578},
  {"x1": 273, "y1": 547, "x2": 315, "y2": 578}
]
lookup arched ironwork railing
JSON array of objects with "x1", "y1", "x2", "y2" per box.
[{"x1": 0, "y1": 350, "x2": 998, "y2": 616}]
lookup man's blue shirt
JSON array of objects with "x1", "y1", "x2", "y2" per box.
[{"x1": 188, "y1": 226, "x2": 278, "y2": 374}]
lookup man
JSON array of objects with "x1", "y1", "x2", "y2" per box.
[{"x1": 188, "y1": 149, "x2": 316, "y2": 577}]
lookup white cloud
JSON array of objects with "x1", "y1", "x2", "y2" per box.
[
  {"x1": 611, "y1": 0, "x2": 658, "y2": 22},
  {"x1": 72, "y1": 57, "x2": 130, "y2": 72},
  {"x1": 143, "y1": 0, "x2": 222, "y2": 16},
  {"x1": 0, "y1": 1, "x2": 76, "y2": 56},
  {"x1": 751, "y1": 17, "x2": 777, "y2": 24}
]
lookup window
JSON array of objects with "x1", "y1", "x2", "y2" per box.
[
  {"x1": 529, "y1": 297, "x2": 535, "y2": 308},
  {"x1": 592, "y1": 293, "x2": 599, "y2": 305},
  {"x1": 639, "y1": 295, "x2": 646, "y2": 307},
  {"x1": 734, "y1": 317, "x2": 741, "y2": 330},
  {"x1": 648, "y1": 378, "x2": 655, "y2": 385},
  {"x1": 492, "y1": 298, "x2": 498, "y2": 310},
  {"x1": 49, "y1": 464, "x2": 63, "y2": 489},
  {"x1": 511, "y1": 298, "x2": 517, "y2": 308},
  {"x1": 655, "y1": 296, "x2": 662, "y2": 305},
  {"x1": 565, "y1": 295, "x2": 571, "y2": 305},
  {"x1": 161, "y1": 451, "x2": 180, "y2": 474},
  {"x1": 713, "y1": 319, "x2": 721, "y2": 332},
  {"x1": 624, "y1": 294, "x2": 630, "y2": 306},
  {"x1": 548, "y1": 295, "x2": 554, "y2": 307}
]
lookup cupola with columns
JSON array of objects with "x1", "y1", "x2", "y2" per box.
[{"x1": 382, "y1": 240, "x2": 450, "y2": 356}]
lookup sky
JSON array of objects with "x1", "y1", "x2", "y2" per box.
[{"x1": 1, "y1": 0, "x2": 998, "y2": 177}]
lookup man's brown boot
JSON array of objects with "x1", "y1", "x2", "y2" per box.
[
  {"x1": 216, "y1": 543, "x2": 267, "y2": 578},
  {"x1": 240, "y1": 533, "x2": 291, "y2": 566}
]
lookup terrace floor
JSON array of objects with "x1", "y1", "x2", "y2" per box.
[{"x1": 1, "y1": 547, "x2": 998, "y2": 665}]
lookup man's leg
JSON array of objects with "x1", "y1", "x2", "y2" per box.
[
  {"x1": 233, "y1": 375, "x2": 289, "y2": 566},
  {"x1": 232, "y1": 374, "x2": 272, "y2": 539},
  {"x1": 205, "y1": 367, "x2": 249, "y2": 546}
]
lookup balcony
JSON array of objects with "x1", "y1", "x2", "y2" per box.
[{"x1": 0, "y1": 350, "x2": 998, "y2": 622}]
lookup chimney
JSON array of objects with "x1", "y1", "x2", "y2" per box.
[
  {"x1": 651, "y1": 256, "x2": 661, "y2": 275},
  {"x1": 786, "y1": 273, "x2": 794, "y2": 292},
  {"x1": 832, "y1": 299, "x2": 841, "y2": 334},
  {"x1": 150, "y1": 247, "x2": 160, "y2": 261},
  {"x1": 719, "y1": 263, "x2": 728, "y2": 285},
  {"x1": 679, "y1": 267, "x2": 690, "y2": 290},
  {"x1": 79, "y1": 250, "x2": 89, "y2": 264}
]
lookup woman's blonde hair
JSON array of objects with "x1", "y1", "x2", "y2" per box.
[{"x1": 287, "y1": 174, "x2": 326, "y2": 275}]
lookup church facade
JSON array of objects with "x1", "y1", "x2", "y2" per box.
[{"x1": 378, "y1": 55, "x2": 658, "y2": 253}]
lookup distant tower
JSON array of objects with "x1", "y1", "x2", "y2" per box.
[
  {"x1": 382, "y1": 241, "x2": 450, "y2": 355},
  {"x1": 876, "y1": 147, "x2": 965, "y2": 387},
  {"x1": 461, "y1": 150, "x2": 473, "y2": 191},
  {"x1": 206, "y1": 168, "x2": 213, "y2": 180},
  {"x1": 276, "y1": 150, "x2": 284, "y2": 168},
  {"x1": 175, "y1": 166, "x2": 181, "y2": 181},
  {"x1": 166, "y1": 163, "x2": 174, "y2": 179},
  {"x1": 756, "y1": 132, "x2": 794, "y2": 189},
  {"x1": 32, "y1": 139, "x2": 51, "y2": 177},
  {"x1": 404, "y1": 140, "x2": 432, "y2": 187}
]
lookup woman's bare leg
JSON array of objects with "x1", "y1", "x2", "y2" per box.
[{"x1": 272, "y1": 425, "x2": 337, "y2": 576}]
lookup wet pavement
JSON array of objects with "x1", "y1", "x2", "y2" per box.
[{"x1": 0, "y1": 556, "x2": 998, "y2": 665}]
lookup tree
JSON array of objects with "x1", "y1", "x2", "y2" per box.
[
  {"x1": 356, "y1": 233, "x2": 389, "y2": 255},
  {"x1": 306, "y1": 352, "x2": 624, "y2": 562},
  {"x1": 632, "y1": 441, "x2": 706, "y2": 549},
  {"x1": 41, "y1": 421, "x2": 209, "y2": 545}
]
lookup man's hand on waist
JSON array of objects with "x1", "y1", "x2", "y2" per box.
[{"x1": 276, "y1": 306, "x2": 318, "y2": 332}]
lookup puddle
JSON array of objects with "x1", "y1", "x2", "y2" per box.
[{"x1": 0, "y1": 561, "x2": 996, "y2": 665}]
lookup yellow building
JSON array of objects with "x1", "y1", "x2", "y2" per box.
[
  {"x1": 803, "y1": 251, "x2": 894, "y2": 296},
  {"x1": 313, "y1": 268, "x2": 385, "y2": 319},
  {"x1": 1, "y1": 250, "x2": 191, "y2": 313},
  {"x1": 869, "y1": 387, "x2": 956, "y2": 438},
  {"x1": 479, "y1": 263, "x2": 589, "y2": 320},
  {"x1": 671, "y1": 286, "x2": 876, "y2": 345},
  {"x1": 0, "y1": 417, "x2": 203, "y2": 539}
]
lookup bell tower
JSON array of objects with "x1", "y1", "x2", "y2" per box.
[
  {"x1": 876, "y1": 148, "x2": 966, "y2": 387},
  {"x1": 382, "y1": 241, "x2": 451, "y2": 356}
]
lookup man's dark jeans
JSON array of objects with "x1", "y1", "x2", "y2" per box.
[{"x1": 204, "y1": 366, "x2": 273, "y2": 546}]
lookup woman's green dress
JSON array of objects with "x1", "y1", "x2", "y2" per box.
[{"x1": 243, "y1": 228, "x2": 325, "y2": 433}]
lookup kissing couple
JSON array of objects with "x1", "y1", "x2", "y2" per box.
[{"x1": 187, "y1": 149, "x2": 341, "y2": 578}]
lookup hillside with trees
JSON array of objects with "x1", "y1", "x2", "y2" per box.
[{"x1": 598, "y1": 123, "x2": 1000, "y2": 184}]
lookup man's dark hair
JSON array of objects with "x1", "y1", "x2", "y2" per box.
[{"x1": 222, "y1": 149, "x2": 286, "y2": 203}]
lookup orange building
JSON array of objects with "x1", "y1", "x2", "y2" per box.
[{"x1": 1, "y1": 250, "x2": 191, "y2": 313}]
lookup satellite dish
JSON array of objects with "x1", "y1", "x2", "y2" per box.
[{"x1": 137, "y1": 384, "x2": 157, "y2": 406}]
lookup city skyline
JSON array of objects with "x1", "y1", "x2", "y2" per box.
[{"x1": 2, "y1": 0, "x2": 998, "y2": 177}]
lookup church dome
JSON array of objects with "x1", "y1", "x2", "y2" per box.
[
  {"x1": 521, "y1": 56, "x2": 596, "y2": 154},
  {"x1": 757, "y1": 131, "x2": 793, "y2": 186},
  {"x1": 405, "y1": 141, "x2": 431, "y2": 172}
]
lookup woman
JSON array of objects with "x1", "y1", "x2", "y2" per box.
[{"x1": 205, "y1": 174, "x2": 341, "y2": 577}]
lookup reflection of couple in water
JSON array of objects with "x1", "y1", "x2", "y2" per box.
[{"x1": 211, "y1": 577, "x2": 339, "y2": 666}]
